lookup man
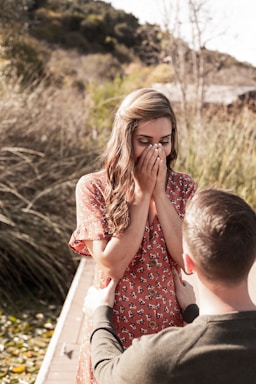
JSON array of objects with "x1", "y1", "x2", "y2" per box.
[{"x1": 84, "y1": 189, "x2": 256, "y2": 384}]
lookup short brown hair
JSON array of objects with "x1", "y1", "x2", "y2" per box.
[{"x1": 183, "y1": 189, "x2": 256, "y2": 284}]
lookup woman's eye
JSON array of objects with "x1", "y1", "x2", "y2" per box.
[
  {"x1": 139, "y1": 141, "x2": 151, "y2": 145},
  {"x1": 160, "y1": 140, "x2": 171, "y2": 145}
]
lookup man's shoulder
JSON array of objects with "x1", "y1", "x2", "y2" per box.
[
  {"x1": 134, "y1": 319, "x2": 206, "y2": 351},
  {"x1": 199, "y1": 311, "x2": 256, "y2": 323}
]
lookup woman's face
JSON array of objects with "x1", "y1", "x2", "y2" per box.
[{"x1": 132, "y1": 117, "x2": 172, "y2": 161}]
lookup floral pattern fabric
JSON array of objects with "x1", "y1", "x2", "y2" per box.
[{"x1": 69, "y1": 169, "x2": 196, "y2": 383}]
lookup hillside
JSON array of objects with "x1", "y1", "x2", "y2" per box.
[{"x1": 1, "y1": 0, "x2": 256, "y2": 88}]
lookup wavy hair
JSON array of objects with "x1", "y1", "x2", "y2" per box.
[{"x1": 102, "y1": 88, "x2": 178, "y2": 235}]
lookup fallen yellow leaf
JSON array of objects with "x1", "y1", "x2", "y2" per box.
[{"x1": 11, "y1": 365, "x2": 25, "y2": 373}]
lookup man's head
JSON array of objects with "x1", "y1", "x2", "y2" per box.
[{"x1": 182, "y1": 189, "x2": 256, "y2": 285}]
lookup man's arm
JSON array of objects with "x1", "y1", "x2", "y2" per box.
[
  {"x1": 84, "y1": 277, "x2": 199, "y2": 383},
  {"x1": 90, "y1": 305, "x2": 124, "y2": 372},
  {"x1": 85, "y1": 283, "x2": 149, "y2": 384},
  {"x1": 90, "y1": 305, "x2": 178, "y2": 384}
]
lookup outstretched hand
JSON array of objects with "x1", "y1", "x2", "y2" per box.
[
  {"x1": 173, "y1": 269, "x2": 197, "y2": 311},
  {"x1": 83, "y1": 279, "x2": 118, "y2": 316}
]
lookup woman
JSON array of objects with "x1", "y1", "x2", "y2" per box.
[{"x1": 69, "y1": 88, "x2": 196, "y2": 383}]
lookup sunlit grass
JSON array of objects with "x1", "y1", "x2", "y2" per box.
[{"x1": 177, "y1": 108, "x2": 256, "y2": 209}]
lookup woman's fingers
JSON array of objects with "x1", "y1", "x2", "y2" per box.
[
  {"x1": 173, "y1": 268, "x2": 196, "y2": 311},
  {"x1": 137, "y1": 144, "x2": 159, "y2": 175}
]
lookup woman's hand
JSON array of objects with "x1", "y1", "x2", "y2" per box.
[
  {"x1": 134, "y1": 144, "x2": 160, "y2": 197},
  {"x1": 153, "y1": 143, "x2": 167, "y2": 198},
  {"x1": 173, "y1": 269, "x2": 196, "y2": 311}
]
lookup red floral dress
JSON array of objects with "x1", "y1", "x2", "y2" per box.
[{"x1": 69, "y1": 169, "x2": 196, "y2": 384}]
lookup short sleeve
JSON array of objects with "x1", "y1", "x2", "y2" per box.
[
  {"x1": 167, "y1": 170, "x2": 197, "y2": 219},
  {"x1": 68, "y1": 172, "x2": 110, "y2": 256}
]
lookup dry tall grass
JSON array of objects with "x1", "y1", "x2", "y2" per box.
[
  {"x1": 177, "y1": 107, "x2": 256, "y2": 209},
  {"x1": 0, "y1": 80, "x2": 100, "y2": 304}
]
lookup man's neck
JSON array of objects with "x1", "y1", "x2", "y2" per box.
[{"x1": 197, "y1": 279, "x2": 256, "y2": 315}]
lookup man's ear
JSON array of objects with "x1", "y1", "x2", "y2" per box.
[{"x1": 183, "y1": 252, "x2": 195, "y2": 275}]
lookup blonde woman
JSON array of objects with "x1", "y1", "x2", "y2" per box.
[{"x1": 69, "y1": 88, "x2": 196, "y2": 383}]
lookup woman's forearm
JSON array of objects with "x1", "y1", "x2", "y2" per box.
[
  {"x1": 88, "y1": 191, "x2": 151, "y2": 279},
  {"x1": 154, "y1": 192, "x2": 184, "y2": 270}
]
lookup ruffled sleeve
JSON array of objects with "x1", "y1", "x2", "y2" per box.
[
  {"x1": 68, "y1": 172, "x2": 110, "y2": 256},
  {"x1": 166, "y1": 170, "x2": 197, "y2": 219}
]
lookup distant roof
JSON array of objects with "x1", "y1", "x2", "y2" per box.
[{"x1": 153, "y1": 83, "x2": 256, "y2": 105}]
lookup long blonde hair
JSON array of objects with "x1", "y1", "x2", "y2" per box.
[{"x1": 103, "y1": 88, "x2": 178, "y2": 235}]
